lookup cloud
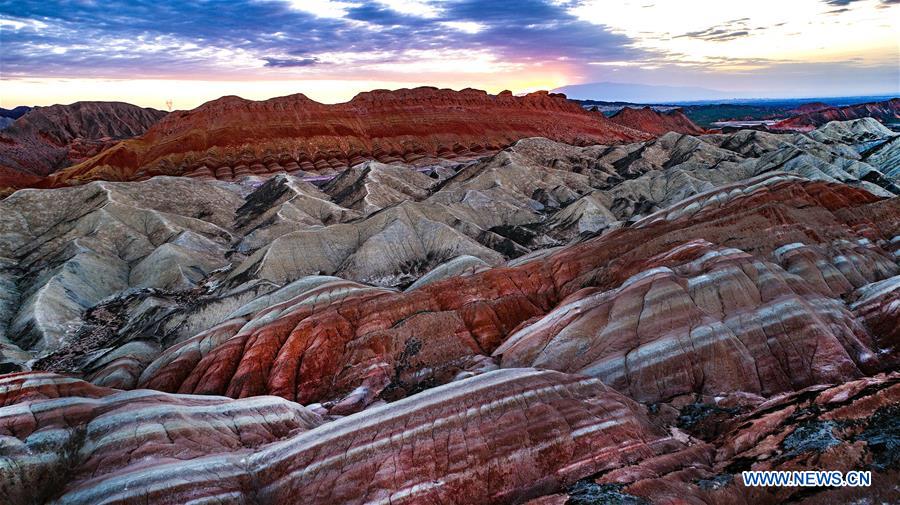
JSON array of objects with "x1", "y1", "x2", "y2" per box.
[
  {"x1": 0, "y1": 0, "x2": 643, "y2": 79},
  {"x1": 281, "y1": 0, "x2": 362, "y2": 19},
  {"x1": 674, "y1": 17, "x2": 758, "y2": 42},
  {"x1": 439, "y1": 20, "x2": 485, "y2": 34},
  {"x1": 676, "y1": 28, "x2": 752, "y2": 42},
  {"x1": 824, "y1": 0, "x2": 897, "y2": 9},
  {"x1": 263, "y1": 57, "x2": 320, "y2": 67},
  {"x1": 0, "y1": 0, "x2": 896, "y2": 102}
]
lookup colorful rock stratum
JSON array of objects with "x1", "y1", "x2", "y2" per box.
[{"x1": 0, "y1": 92, "x2": 898, "y2": 505}]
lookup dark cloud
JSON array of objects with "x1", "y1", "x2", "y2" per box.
[
  {"x1": 824, "y1": 0, "x2": 897, "y2": 9},
  {"x1": 263, "y1": 57, "x2": 319, "y2": 67},
  {"x1": 674, "y1": 18, "x2": 756, "y2": 42},
  {"x1": 676, "y1": 28, "x2": 751, "y2": 42}
]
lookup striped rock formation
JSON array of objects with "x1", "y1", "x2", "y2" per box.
[
  {"x1": 608, "y1": 106, "x2": 707, "y2": 136},
  {"x1": 3, "y1": 120, "x2": 897, "y2": 384},
  {"x1": 850, "y1": 275, "x2": 900, "y2": 364},
  {"x1": 45, "y1": 88, "x2": 649, "y2": 186},
  {"x1": 1, "y1": 369, "x2": 681, "y2": 505},
  {"x1": 0, "y1": 118, "x2": 897, "y2": 504},
  {"x1": 546, "y1": 372, "x2": 900, "y2": 505},
  {"x1": 0, "y1": 371, "x2": 324, "y2": 504},
  {"x1": 136, "y1": 175, "x2": 899, "y2": 412},
  {"x1": 0, "y1": 102, "x2": 166, "y2": 193},
  {"x1": 495, "y1": 240, "x2": 880, "y2": 403},
  {"x1": 773, "y1": 98, "x2": 900, "y2": 131}
]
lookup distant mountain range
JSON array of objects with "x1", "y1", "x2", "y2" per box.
[
  {"x1": 553, "y1": 82, "x2": 735, "y2": 103},
  {"x1": 0, "y1": 106, "x2": 32, "y2": 130},
  {"x1": 0, "y1": 106, "x2": 32, "y2": 120},
  {"x1": 553, "y1": 82, "x2": 900, "y2": 108}
]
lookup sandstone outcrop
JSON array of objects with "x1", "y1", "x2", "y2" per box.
[
  {"x1": 495, "y1": 240, "x2": 882, "y2": 403},
  {"x1": 0, "y1": 102, "x2": 166, "y2": 188},
  {"x1": 609, "y1": 106, "x2": 707, "y2": 135},
  {"x1": 557, "y1": 372, "x2": 900, "y2": 504},
  {"x1": 774, "y1": 98, "x2": 900, "y2": 131},
  {"x1": 47, "y1": 88, "x2": 649, "y2": 186},
  {"x1": 2, "y1": 369, "x2": 682, "y2": 505},
  {"x1": 2, "y1": 119, "x2": 896, "y2": 380},
  {"x1": 0, "y1": 117, "x2": 896, "y2": 504},
  {"x1": 134, "y1": 175, "x2": 898, "y2": 412}
]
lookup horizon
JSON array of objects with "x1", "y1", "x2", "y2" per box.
[
  {"x1": 2, "y1": 0, "x2": 899, "y2": 109},
  {"x1": 1, "y1": 86, "x2": 898, "y2": 113}
]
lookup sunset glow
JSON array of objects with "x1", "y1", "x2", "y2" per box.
[{"x1": 1, "y1": 0, "x2": 897, "y2": 108}]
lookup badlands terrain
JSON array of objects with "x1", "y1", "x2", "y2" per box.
[{"x1": 0, "y1": 89, "x2": 898, "y2": 504}]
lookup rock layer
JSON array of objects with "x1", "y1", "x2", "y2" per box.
[
  {"x1": 137, "y1": 175, "x2": 898, "y2": 411},
  {"x1": 496, "y1": 240, "x2": 880, "y2": 403},
  {"x1": 774, "y1": 98, "x2": 900, "y2": 131},
  {"x1": 609, "y1": 106, "x2": 707, "y2": 135},
  {"x1": 0, "y1": 117, "x2": 897, "y2": 504},
  {"x1": 48, "y1": 88, "x2": 649, "y2": 186},
  {"x1": 2, "y1": 369, "x2": 678, "y2": 505},
  {"x1": 0, "y1": 101, "x2": 166, "y2": 188}
]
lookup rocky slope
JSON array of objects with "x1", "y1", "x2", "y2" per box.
[
  {"x1": 775, "y1": 98, "x2": 900, "y2": 131},
  {"x1": 0, "y1": 102, "x2": 166, "y2": 189},
  {"x1": 0, "y1": 118, "x2": 897, "y2": 504},
  {"x1": 609, "y1": 106, "x2": 707, "y2": 135},
  {"x1": 0, "y1": 118, "x2": 896, "y2": 372},
  {"x1": 44, "y1": 88, "x2": 650, "y2": 187},
  {"x1": 0, "y1": 108, "x2": 28, "y2": 132}
]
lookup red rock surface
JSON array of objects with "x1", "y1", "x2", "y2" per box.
[
  {"x1": 608, "y1": 106, "x2": 707, "y2": 135},
  {"x1": 0, "y1": 172, "x2": 897, "y2": 504},
  {"x1": 850, "y1": 275, "x2": 900, "y2": 364},
  {"x1": 48, "y1": 88, "x2": 650, "y2": 186},
  {"x1": 610, "y1": 373, "x2": 900, "y2": 504},
  {"x1": 774, "y1": 98, "x2": 900, "y2": 131},
  {"x1": 2, "y1": 369, "x2": 682, "y2": 504},
  {"x1": 136, "y1": 175, "x2": 899, "y2": 412},
  {"x1": 0, "y1": 101, "x2": 166, "y2": 179},
  {"x1": 495, "y1": 240, "x2": 879, "y2": 403},
  {"x1": 5, "y1": 366, "x2": 897, "y2": 504},
  {"x1": 791, "y1": 101, "x2": 831, "y2": 115}
]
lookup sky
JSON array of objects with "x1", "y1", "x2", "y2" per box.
[{"x1": 0, "y1": 0, "x2": 898, "y2": 109}]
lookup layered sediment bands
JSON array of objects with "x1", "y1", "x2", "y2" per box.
[
  {"x1": 772, "y1": 239, "x2": 898, "y2": 297},
  {"x1": 0, "y1": 177, "x2": 245, "y2": 354},
  {"x1": 0, "y1": 372, "x2": 323, "y2": 505},
  {"x1": 850, "y1": 275, "x2": 900, "y2": 360},
  {"x1": 4, "y1": 369, "x2": 681, "y2": 505},
  {"x1": 136, "y1": 276, "x2": 397, "y2": 398},
  {"x1": 774, "y1": 98, "x2": 900, "y2": 131},
  {"x1": 0, "y1": 115, "x2": 898, "y2": 504},
  {"x1": 495, "y1": 240, "x2": 877, "y2": 403},
  {"x1": 608, "y1": 106, "x2": 707, "y2": 135},
  {"x1": 0, "y1": 102, "x2": 166, "y2": 187},
  {"x1": 572, "y1": 372, "x2": 900, "y2": 505},
  {"x1": 3, "y1": 121, "x2": 895, "y2": 373},
  {"x1": 140, "y1": 176, "x2": 898, "y2": 410},
  {"x1": 48, "y1": 88, "x2": 649, "y2": 185}
]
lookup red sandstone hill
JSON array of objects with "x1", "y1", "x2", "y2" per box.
[
  {"x1": 47, "y1": 87, "x2": 650, "y2": 186},
  {"x1": 0, "y1": 101, "x2": 166, "y2": 178},
  {"x1": 774, "y1": 98, "x2": 900, "y2": 131},
  {"x1": 790, "y1": 101, "x2": 831, "y2": 115},
  {"x1": 608, "y1": 106, "x2": 706, "y2": 135}
]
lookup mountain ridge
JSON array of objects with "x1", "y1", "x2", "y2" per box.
[
  {"x1": 44, "y1": 87, "x2": 650, "y2": 187},
  {"x1": 0, "y1": 101, "x2": 166, "y2": 187}
]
